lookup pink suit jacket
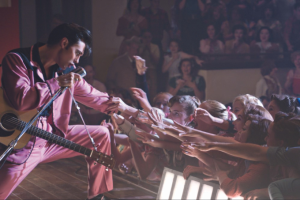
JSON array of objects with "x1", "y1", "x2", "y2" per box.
[{"x1": 0, "y1": 45, "x2": 110, "y2": 164}]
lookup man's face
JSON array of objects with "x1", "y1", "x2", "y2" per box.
[
  {"x1": 142, "y1": 32, "x2": 152, "y2": 45},
  {"x1": 56, "y1": 39, "x2": 85, "y2": 70},
  {"x1": 127, "y1": 43, "x2": 139, "y2": 58}
]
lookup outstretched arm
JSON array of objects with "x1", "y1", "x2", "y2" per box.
[{"x1": 196, "y1": 142, "x2": 269, "y2": 163}]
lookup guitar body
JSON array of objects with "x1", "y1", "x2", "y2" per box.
[{"x1": 0, "y1": 88, "x2": 36, "y2": 149}]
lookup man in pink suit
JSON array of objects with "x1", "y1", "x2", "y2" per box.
[{"x1": 0, "y1": 23, "x2": 113, "y2": 200}]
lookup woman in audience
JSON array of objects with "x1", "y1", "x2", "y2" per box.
[
  {"x1": 168, "y1": 58, "x2": 206, "y2": 101},
  {"x1": 116, "y1": 0, "x2": 147, "y2": 55},
  {"x1": 193, "y1": 112, "x2": 300, "y2": 200},
  {"x1": 268, "y1": 94, "x2": 299, "y2": 119},
  {"x1": 255, "y1": 60, "x2": 282, "y2": 99},
  {"x1": 285, "y1": 51, "x2": 300, "y2": 96},
  {"x1": 250, "y1": 26, "x2": 281, "y2": 59},
  {"x1": 225, "y1": 24, "x2": 250, "y2": 58},
  {"x1": 256, "y1": 5, "x2": 282, "y2": 43},
  {"x1": 199, "y1": 24, "x2": 224, "y2": 57},
  {"x1": 221, "y1": 6, "x2": 248, "y2": 41},
  {"x1": 192, "y1": 94, "x2": 264, "y2": 134},
  {"x1": 162, "y1": 39, "x2": 203, "y2": 81}
]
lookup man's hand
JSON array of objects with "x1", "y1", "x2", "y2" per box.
[
  {"x1": 105, "y1": 97, "x2": 129, "y2": 113},
  {"x1": 134, "y1": 56, "x2": 147, "y2": 75},
  {"x1": 56, "y1": 72, "x2": 82, "y2": 88}
]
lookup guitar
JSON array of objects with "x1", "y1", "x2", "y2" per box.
[{"x1": 0, "y1": 88, "x2": 115, "y2": 169}]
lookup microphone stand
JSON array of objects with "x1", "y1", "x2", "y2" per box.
[{"x1": 0, "y1": 87, "x2": 67, "y2": 162}]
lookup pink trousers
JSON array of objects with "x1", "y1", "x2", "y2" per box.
[{"x1": 0, "y1": 120, "x2": 113, "y2": 199}]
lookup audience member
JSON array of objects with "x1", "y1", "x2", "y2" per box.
[
  {"x1": 116, "y1": 0, "x2": 148, "y2": 55},
  {"x1": 221, "y1": 6, "x2": 248, "y2": 41},
  {"x1": 168, "y1": 58, "x2": 206, "y2": 101},
  {"x1": 255, "y1": 60, "x2": 282, "y2": 98},
  {"x1": 204, "y1": 6, "x2": 226, "y2": 40},
  {"x1": 178, "y1": 0, "x2": 205, "y2": 54},
  {"x1": 162, "y1": 39, "x2": 203, "y2": 81},
  {"x1": 283, "y1": 2, "x2": 300, "y2": 51},
  {"x1": 260, "y1": 95, "x2": 270, "y2": 108},
  {"x1": 285, "y1": 51, "x2": 300, "y2": 96},
  {"x1": 225, "y1": 25, "x2": 250, "y2": 57},
  {"x1": 256, "y1": 5, "x2": 282, "y2": 43},
  {"x1": 203, "y1": 0, "x2": 227, "y2": 21},
  {"x1": 138, "y1": 30, "x2": 160, "y2": 101},
  {"x1": 199, "y1": 23, "x2": 224, "y2": 57},
  {"x1": 141, "y1": 0, "x2": 171, "y2": 51},
  {"x1": 226, "y1": 0, "x2": 253, "y2": 24},
  {"x1": 267, "y1": 94, "x2": 299, "y2": 119},
  {"x1": 250, "y1": 27, "x2": 281, "y2": 59},
  {"x1": 106, "y1": 37, "x2": 147, "y2": 92}
]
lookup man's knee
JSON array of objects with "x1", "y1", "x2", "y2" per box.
[{"x1": 95, "y1": 126, "x2": 111, "y2": 143}]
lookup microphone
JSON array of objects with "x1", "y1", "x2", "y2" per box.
[
  {"x1": 58, "y1": 67, "x2": 87, "y2": 78},
  {"x1": 70, "y1": 67, "x2": 86, "y2": 78}
]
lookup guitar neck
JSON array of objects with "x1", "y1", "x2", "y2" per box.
[{"x1": 16, "y1": 119, "x2": 93, "y2": 157}]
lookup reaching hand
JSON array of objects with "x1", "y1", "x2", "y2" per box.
[
  {"x1": 131, "y1": 87, "x2": 152, "y2": 112},
  {"x1": 135, "y1": 129, "x2": 158, "y2": 147},
  {"x1": 151, "y1": 124, "x2": 185, "y2": 141},
  {"x1": 183, "y1": 165, "x2": 203, "y2": 180},
  {"x1": 56, "y1": 72, "x2": 82, "y2": 88},
  {"x1": 180, "y1": 142, "x2": 204, "y2": 158},
  {"x1": 176, "y1": 79, "x2": 185, "y2": 89},
  {"x1": 184, "y1": 79, "x2": 196, "y2": 89},
  {"x1": 244, "y1": 188, "x2": 269, "y2": 200},
  {"x1": 111, "y1": 113, "x2": 125, "y2": 125},
  {"x1": 105, "y1": 97, "x2": 129, "y2": 113},
  {"x1": 133, "y1": 56, "x2": 147, "y2": 75},
  {"x1": 194, "y1": 108, "x2": 216, "y2": 125},
  {"x1": 195, "y1": 58, "x2": 204, "y2": 66}
]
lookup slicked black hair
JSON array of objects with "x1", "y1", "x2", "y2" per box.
[{"x1": 47, "y1": 23, "x2": 92, "y2": 56}]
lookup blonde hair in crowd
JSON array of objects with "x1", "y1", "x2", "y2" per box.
[
  {"x1": 233, "y1": 94, "x2": 263, "y2": 107},
  {"x1": 202, "y1": 100, "x2": 236, "y2": 121}
]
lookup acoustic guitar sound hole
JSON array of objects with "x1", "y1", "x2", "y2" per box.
[{"x1": 1, "y1": 113, "x2": 18, "y2": 131}]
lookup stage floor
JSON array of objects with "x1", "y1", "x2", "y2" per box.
[{"x1": 8, "y1": 157, "x2": 156, "y2": 200}]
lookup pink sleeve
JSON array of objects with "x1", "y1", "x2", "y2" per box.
[
  {"x1": 1, "y1": 53, "x2": 60, "y2": 111},
  {"x1": 73, "y1": 79, "x2": 110, "y2": 113}
]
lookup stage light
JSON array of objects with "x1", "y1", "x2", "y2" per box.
[
  {"x1": 158, "y1": 171, "x2": 174, "y2": 200},
  {"x1": 199, "y1": 184, "x2": 213, "y2": 200},
  {"x1": 186, "y1": 180, "x2": 201, "y2": 200},
  {"x1": 171, "y1": 175, "x2": 186, "y2": 200},
  {"x1": 231, "y1": 196, "x2": 243, "y2": 200},
  {"x1": 157, "y1": 167, "x2": 242, "y2": 200},
  {"x1": 216, "y1": 189, "x2": 228, "y2": 200}
]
